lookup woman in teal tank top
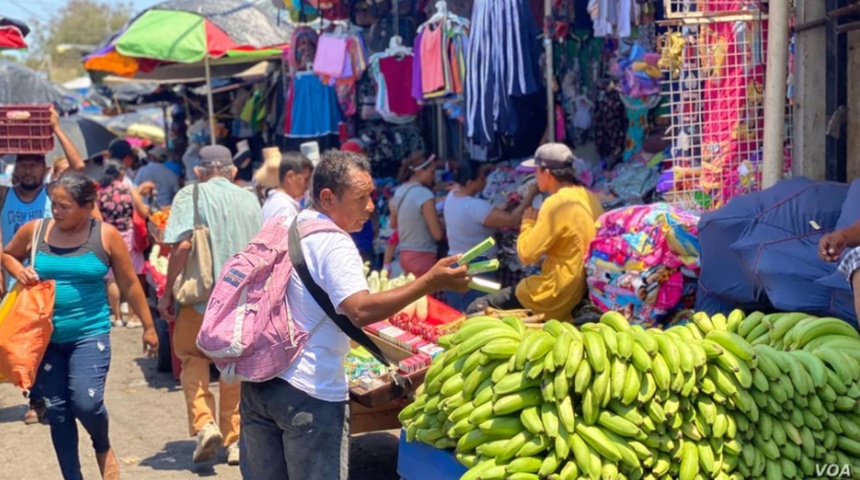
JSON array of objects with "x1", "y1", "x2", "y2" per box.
[{"x1": 2, "y1": 174, "x2": 159, "y2": 480}]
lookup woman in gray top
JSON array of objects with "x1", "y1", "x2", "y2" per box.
[{"x1": 389, "y1": 152, "x2": 444, "y2": 277}]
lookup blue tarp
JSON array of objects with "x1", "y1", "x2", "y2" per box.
[
  {"x1": 696, "y1": 178, "x2": 817, "y2": 310},
  {"x1": 696, "y1": 178, "x2": 854, "y2": 325}
]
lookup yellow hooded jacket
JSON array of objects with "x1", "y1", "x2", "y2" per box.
[{"x1": 514, "y1": 187, "x2": 603, "y2": 322}]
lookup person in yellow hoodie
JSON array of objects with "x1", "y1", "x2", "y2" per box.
[{"x1": 467, "y1": 143, "x2": 603, "y2": 322}]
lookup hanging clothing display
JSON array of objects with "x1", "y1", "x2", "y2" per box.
[
  {"x1": 412, "y1": 14, "x2": 469, "y2": 103},
  {"x1": 290, "y1": 27, "x2": 319, "y2": 73},
  {"x1": 282, "y1": 0, "x2": 350, "y2": 22},
  {"x1": 312, "y1": 29, "x2": 369, "y2": 85},
  {"x1": 466, "y1": 0, "x2": 542, "y2": 146},
  {"x1": 589, "y1": 0, "x2": 638, "y2": 38},
  {"x1": 594, "y1": 84, "x2": 628, "y2": 164},
  {"x1": 357, "y1": 123, "x2": 426, "y2": 177},
  {"x1": 284, "y1": 73, "x2": 344, "y2": 138},
  {"x1": 370, "y1": 50, "x2": 423, "y2": 124}
]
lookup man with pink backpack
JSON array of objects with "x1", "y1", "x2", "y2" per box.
[{"x1": 199, "y1": 149, "x2": 470, "y2": 479}]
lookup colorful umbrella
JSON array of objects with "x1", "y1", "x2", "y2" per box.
[
  {"x1": 0, "y1": 16, "x2": 30, "y2": 50},
  {"x1": 84, "y1": 0, "x2": 288, "y2": 78}
]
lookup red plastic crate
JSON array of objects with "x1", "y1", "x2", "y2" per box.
[{"x1": 0, "y1": 105, "x2": 54, "y2": 154}]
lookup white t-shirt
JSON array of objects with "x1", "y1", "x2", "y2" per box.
[
  {"x1": 279, "y1": 210, "x2": 369, "y2": 402},
  {"x1": 444, "y1": 189, "x2": 497, "y2": 257},
  {"x1": 261, "y1": 190, "x2": 300, "y2": 223}
]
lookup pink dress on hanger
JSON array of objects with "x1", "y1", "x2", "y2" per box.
[{"x1": 420, "y1": 24, "x2": 446, "y2": 94}]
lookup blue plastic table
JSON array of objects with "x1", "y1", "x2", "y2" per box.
[{"x1": 396, "y1": 429, "x2": 468, "y2": 480}]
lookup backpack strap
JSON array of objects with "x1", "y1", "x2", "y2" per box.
[{"x1": 288, "y1": 216, "x2": 406, "y2": 386}]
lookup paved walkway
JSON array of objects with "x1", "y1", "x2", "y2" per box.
[{"x1": 0, "y1": 327, "x2": 400, "y2": 479}]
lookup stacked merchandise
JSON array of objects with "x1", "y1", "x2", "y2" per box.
[
  {"x1": 586, "y1": 203, "x2": 700, "y2": 327},
  {"x1": 412, "y1": 11, "x2": 469, "y2": 105},
  {"x1": 364, "y1": 268, "x2": 461, "y2": 349},
  {"x1": 400, "y1": 310, "x2": 860, "y2": 480},
  {"x1": 346, "y1": 346, "x2": 390, "y2": 390}
]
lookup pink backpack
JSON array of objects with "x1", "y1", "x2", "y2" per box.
[{"x1": 197, "y1": 216, "x2": 345, "y2": 383}]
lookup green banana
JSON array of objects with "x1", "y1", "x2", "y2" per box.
[
  {"x1": 552, "y1": 332, "x2": 572, "y2": 369},
  {"x1": 575, "y1": 423, "x2": 622, "y2": 462},
  {"x1": 493, "y1": 388, "x2": 543, "y2": 416},
  {"x1": 541, "y1": 402, "x2": 560, "y2": 438},
  {"x1": 583, "y1": 331, "x2": 608, "y2": 373},
  {"x1": 705, "y1": 329, "x2": 756, "y2": 361},
  {"x1": 518, "y1": 434, "x2": 551, "y2": 457},
  {"x1": 520, "y1": 407, "x2": 544, "y2": 435},
  {"x1": 679, "y1": 442, "x2": 700, "y2": 480}
]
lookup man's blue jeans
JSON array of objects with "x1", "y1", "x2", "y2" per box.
[
  {"x1": 35, "y1": 333, "x2": 112, "y2": 480},
  {"x1": 240, "y1": 378, "x2": 349, "y2": 480}
]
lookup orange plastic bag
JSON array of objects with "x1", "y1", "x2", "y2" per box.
[
  {"x1": 0, "y1": 281, "x2": 55, "y2": 391},
  {"x1": 0, "y1": 283, "x2": 23, "y2": 383}
]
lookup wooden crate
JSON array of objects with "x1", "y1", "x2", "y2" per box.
[
  {"x1": 350, "y1": 399, "x2": 408, "y2": 434},
  {"x1": 349, "y1": 335, "x2": 429, "y2": 408}
]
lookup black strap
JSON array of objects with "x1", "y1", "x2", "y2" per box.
[
  {"x1": 394, "y1": 183, "x2": 421, "y2": 216},
  {"x1": 288, "y1": 217, "x2": 395, "y2": 370}
]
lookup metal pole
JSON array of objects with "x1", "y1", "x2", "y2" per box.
[
  {"x1": 544, "y1": 0, "x2": 555, "y2": 142},
  {"x1": 761, "y1": 0, "x2": 790, "y2": 189},
  {"x1": 204, "y1": 55, "x2": 217, "y2": 145},
  {"x1": 826, "y1": 0, "x2": 849, "y2": 182}
]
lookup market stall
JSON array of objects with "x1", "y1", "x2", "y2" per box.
[{"x1": 347, "y1": 269, "x2": 464, "y2": 432}]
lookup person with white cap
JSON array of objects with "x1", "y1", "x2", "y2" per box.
[
  {"x1": 255, "y1": 148, "x2": 315, "y2": 222},
  {"x1": 466, "y1": 143, "x2": 604, "y2": 323},
  {"x1": 157, "y1": 145, "x2": 262, "y2": 466}
]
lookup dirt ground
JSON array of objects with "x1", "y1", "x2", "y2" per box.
[{"x1": 0, "y1": 327, "x2": 401, "y2": 479}]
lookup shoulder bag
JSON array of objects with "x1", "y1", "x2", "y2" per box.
[{"x1": 173, "y1": 184, "x2": 214, "y2": 305}]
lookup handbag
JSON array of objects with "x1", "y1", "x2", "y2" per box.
[
  {"x1": 0, "y1": 219, "x2": 55, "y2": 390},
  {"x1": 173, "y1": 184, "x2": 214, "y2": 305}
]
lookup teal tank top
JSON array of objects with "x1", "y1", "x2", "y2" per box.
[{"x1": 33, "y1": 220, "x2": 112, "y2": 344}]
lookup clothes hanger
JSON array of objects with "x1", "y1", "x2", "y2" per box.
[
  {"x1": 385, "y1": 35, "x2": 412, "y2": 57},
  {"x1": 417, "y1": 0, "x2": 447, "y2": 32}
]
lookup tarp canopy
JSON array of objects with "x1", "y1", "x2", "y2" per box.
[
  {"x1": 84, "y1": 0, "x2": 289, "y2": 78},
  {"x1": 0, "y1": 60, "x2": 77, "y2": 112}
]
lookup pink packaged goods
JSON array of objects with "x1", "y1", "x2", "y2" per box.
[
  {"x1": 379, "y1": 326, "x2": 406, "y2": 344},
  {"x1": 398, "y1": 353, "x2": 432, "y2": 374},
  {"x1": 418, "y1": 344, "x2": 445, "y2": 358},
  {"x1": 365, "y1": 320, "x2": 391, "y2": 335}
]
